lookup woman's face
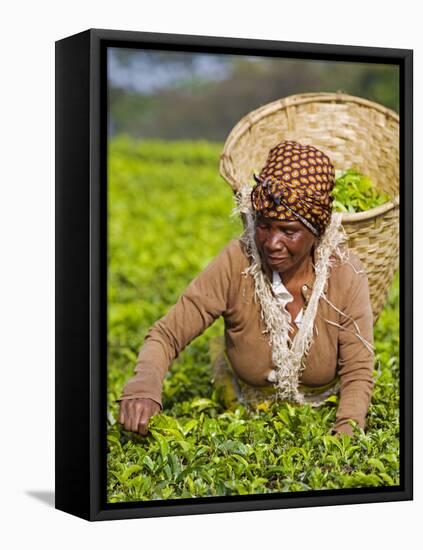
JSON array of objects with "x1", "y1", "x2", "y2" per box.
[{"x1": 255, "y1": 215, "x2": 317, "y2": 274}]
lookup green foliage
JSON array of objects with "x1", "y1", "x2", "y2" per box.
[
  {"x1": 107, "y1": 137, "x2": 399, "y2": 503},
  {"x1": 333, "y1": 169, "x2": 391, "y2": 213}
]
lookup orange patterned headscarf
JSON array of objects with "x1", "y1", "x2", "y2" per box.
[{"x1": 251, "y1": 141, "x2": 336, "y2": 237}]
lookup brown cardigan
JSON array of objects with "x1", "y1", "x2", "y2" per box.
[{"x1": 118, "y1": 238, "x2": 375, "y2": 435}]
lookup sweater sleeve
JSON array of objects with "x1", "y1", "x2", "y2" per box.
[
  {"x1": 332, "y1": 258, "x2": 375, "y2": 436},
  {"x1": 116, "y1": 239, "x2": 239, "y2": 408}
]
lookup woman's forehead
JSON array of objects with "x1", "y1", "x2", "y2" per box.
[{"x1": 256, "y1": 215, "x2": 304, "y2": 228}]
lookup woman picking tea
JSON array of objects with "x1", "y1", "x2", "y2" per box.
[{"x1": 117, "y1": 141, "x2": 375, "y2": 438}]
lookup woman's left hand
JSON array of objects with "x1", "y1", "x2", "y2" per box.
[{"x1": 332, "y1": 423, "x2": 354, "y2": 437}]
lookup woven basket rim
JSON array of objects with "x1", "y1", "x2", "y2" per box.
[
  {"x1": 231, "y1": 189, "x2": 399, "y2": 221},
  {"x1": 340, "y1": 195, "x2": 399, "y2": 222}
]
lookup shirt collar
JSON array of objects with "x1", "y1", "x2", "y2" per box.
[{"x1": 272, "y1": 271, "x2": 294, "y2": 304}]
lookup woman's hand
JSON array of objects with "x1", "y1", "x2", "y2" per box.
[
  {"x1": 118, "y1": 398, "x2": 161, "y2": 435},
  {"x1": 332, "y1": 421, "x2": 355, "y2": 437}
]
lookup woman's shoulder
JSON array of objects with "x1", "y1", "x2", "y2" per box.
[
  {"x1": 327, "y1": 250, "x2": 369, "y2": 297},
  {"x1": 218, "y1": 237, "x2": 250, "y2": 271},
  {"x1": 326, "y1": 250, "x2": 373, "y2": 322},
  {"x1": 331, "y1": 250, "x2": 367, "y2": 278},
  {"x1": 202, "y1": 238, "x2": 249, "y2": 277}
]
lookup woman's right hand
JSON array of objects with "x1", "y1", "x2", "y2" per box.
[{"x1": 118, "y1": 398, "x2": 161, "y2": 435}]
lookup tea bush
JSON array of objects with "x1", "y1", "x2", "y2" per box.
[{"x1": 107, "y1": 137, "x2": 399, "y2": 502}]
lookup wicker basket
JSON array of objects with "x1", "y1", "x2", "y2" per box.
[{"x1": 219, "y1": 92, "x2": 399, "y2": 322}]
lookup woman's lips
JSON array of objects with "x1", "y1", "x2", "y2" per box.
[{"x1": 266, "y1": 254, "x2": 289, "y2": 262}]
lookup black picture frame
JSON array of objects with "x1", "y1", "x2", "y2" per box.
[{"x1": 55, "y1": 28, "x2": 413, "y2": 521}]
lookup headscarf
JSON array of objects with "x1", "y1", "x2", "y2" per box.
[{"x1": 251, "y1": 140, "x2": 336, "y2": 237}]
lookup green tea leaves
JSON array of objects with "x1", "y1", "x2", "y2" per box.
[
  {"x1": 333, "y1": 169, "x2": 391, "y2": 213},
  {"x1": 107, "y1": 138, "x2": 399, "y2": 502}
]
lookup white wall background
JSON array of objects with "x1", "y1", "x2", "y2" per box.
[{"x1": 0, "y1": 1, "x2": 420, "y2": 548}]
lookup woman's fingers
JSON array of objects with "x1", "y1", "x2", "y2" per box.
[
  {"x1": 138, "y1": 410, "x2": 151, "y2": 436},
  {"x1": 118, "y1": 403, "x2": 125, "y2": 425},
  {"x1": 138, "y1": 401, "x2": 159, "y2": 435},
  {"x1": 118, "y1": 399, "x2": 138, "y2": 432},
  {"x1": 118, "y1": 398, "x2": 161, "y2": 435},
  {"x1": 129, "y1": 400, "x2": 143, "y2": 433}
]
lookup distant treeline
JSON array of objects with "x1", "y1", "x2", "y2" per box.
[{"x1": 109, "y1": 56, "x2": 399, "y2": 141}]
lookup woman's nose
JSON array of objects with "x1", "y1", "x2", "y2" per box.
[{"x1": 265, "y1": 231, "x2": 285, "y2": 252}]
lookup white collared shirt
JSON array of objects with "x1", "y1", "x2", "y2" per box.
[
  {"x1": 267, "y1": 272, "x2": 303, "y2": 384},
  {"x1": 271, "y1": 271, "x2": 303, "y2": 327}
]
